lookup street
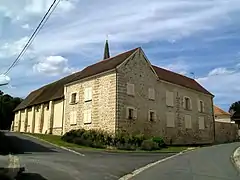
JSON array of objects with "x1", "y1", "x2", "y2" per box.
[
  {"x1": 3, "y1": 132, "x2": 173, "y2": 180},
  {"x1": 132, "y1": 142, "x2": 240, "y2": 180}
]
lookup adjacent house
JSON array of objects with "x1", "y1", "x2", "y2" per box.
[
  {"x1": 12, "y1": 42, "x2": 215, "y2": 145},
  {"x1": 214, "y1": 105, "x2": 233, "y2": 123}
]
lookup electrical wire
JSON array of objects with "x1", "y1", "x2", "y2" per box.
[{"x1": 3, "y1": 0, "x2": 61, "y2": 75}]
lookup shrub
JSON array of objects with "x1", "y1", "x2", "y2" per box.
[
  {"x1": 116, "y1": 142, "x2": 136, "y2": 151},
  {"x1": 140, "y1": 140, "x2": 159, "y2": 151},
  {"x1": 152, "y1": 137, "x2": 165, "y2": 148}
]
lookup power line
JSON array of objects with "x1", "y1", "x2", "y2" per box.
[{"x1": 3, "y1": 0, "x2": 61, "y2": 75}]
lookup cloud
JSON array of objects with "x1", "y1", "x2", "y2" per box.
[
  {"x1": 21, "y1": 23, "x2": 30, "y2": 29},
  {"x1": 162, "y1": 61, "x2": 189, "y2": 75},
  {"x1": 0, "y1": 74, "x2": 10, "y2": 85},
  {"x1": 33, "y1": 56, "x2": 74, "y2": 76},
  {"x1": 208, "y1": 67, "x2": 235, "y2": 76}
]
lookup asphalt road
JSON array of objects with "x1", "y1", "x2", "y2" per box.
[
  {"x1": 133, "y1": 142, "x2": 240, "y2": 180},
  {"x1": 3, "y1": 132, "x2": 173, "y2": 180}
]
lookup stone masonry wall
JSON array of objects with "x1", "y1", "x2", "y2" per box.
[
  {"x1": 64, "y1": 71, "x2": 116, "y2": 134},
  {"x1": 215, "y1": 121, "x2": 239, "y2": 143},
  {"x1": 116, "y1": 48, "x2": 214, "y2": 145}
]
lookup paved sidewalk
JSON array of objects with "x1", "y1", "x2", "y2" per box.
[{"x1": 131, "y1": 142, "x2": 240, "y2": 180}]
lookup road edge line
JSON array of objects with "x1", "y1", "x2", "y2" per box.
[
  {"x1": 119, "y1": 148, "x2": 195, "y2": 180},
  {"x1": 22, "y1": 133, "x2": 85, "y2": 157}
]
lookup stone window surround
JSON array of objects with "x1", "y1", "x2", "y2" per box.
[
  {"x1": 84, "y1": 87, "x2": 93, "y2": 102},
  {"x1": 148, "y1": 88, "x2": 155, "y2": 100},
  {"x1": 126, "y1": 106, "x2": 137, "y2": 120},
  {"x1": 127, "y1": 83, "x2": 135, "y2": 96}
]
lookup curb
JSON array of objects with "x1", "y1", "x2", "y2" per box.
[
  {"x1": 22, "y1": 134, "x2": 85, "y2": 157},
  {"x1": 231, "y1": 146, "x2": 240, "y2": 172},
  {"x1": 118, "y1": 147, "x2": 196, "y2": 180}
]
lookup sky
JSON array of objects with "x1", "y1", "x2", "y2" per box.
[{"x1": 0, "y1": 0, "x2": 240, "y2": 111}]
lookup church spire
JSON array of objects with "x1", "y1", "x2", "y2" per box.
[{"x1": 103, "y1": 39, "x2": 110, "y2": 60}]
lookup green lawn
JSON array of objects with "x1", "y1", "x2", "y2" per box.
[{"x1": 23, "y1": 133, "x2": 193, "y2": 153}]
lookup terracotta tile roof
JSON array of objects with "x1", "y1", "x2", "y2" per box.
[
  {"x1": 214, "y1": 105, "x2": 230, "y2": 116},
  {"x1": 14, "y1": 47, "x2": 213, "y2": 111},
  {"x1": 152, "y1": 65, "x2": 213, "y2": 96}
]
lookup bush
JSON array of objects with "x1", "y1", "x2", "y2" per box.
[
  {"x1": 140, "y1": 140, "x2": 159, "y2": 151},
  {"x1": 62, "y1": 129, "x2": 165, "y2": 151},
  {"x1": 152, "y1": 137, "x2": 165, "y2": 148}
]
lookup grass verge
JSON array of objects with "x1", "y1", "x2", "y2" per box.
[{"x1": 23, "y1": 133, "x2": 193, "y2": 153}]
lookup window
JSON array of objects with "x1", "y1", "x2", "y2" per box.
[
  {"x1": 84, "y1": 87, "x2": 92, "y2": 102},
  {"x1": 198, "y1": 117, "x2": 205, "y2": 130},
  {"x1": 198, "y1": 100, "x2": 204, "y2": 112},
  {"x1": 83, "y1": 109, "x2": 92, "y2": 124},
  {"x1": 166, "y1": 91, "x2": 174, "y2": 107},
  {"x1": 70, "y1": 93, "x2": 77, "y2": 104},
  {"x1": 185, "y1": 115, "x2": 192, "y2": 129},
  {"x1": 126, "y1": 107, "x2": 137, "y2": 119},
  {"x1": 127, "y1": 83, "x2": 135, "y2": 96},
  {"x1": 148, "y1": 88, "x2": 155, "y2": 100},
  {"x1": 46, "y1": 103, "x2": 49, "y2": 110},
  {"x1": 149, "y1": 110, "x2": 156, "y2": 121},
  {"x1": 183, "y1": 96, "x2": 191, "y2": 110},
  {"x1": 70, "y1": 111, "x2": 77, "y2": 125},
  {"x1": 166, "y1": 112, "x2": 175, "y2": 127}
]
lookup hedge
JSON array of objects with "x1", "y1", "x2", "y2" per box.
[{"x1": 61, "y1": 129, "x2": 165, "y2": 151}]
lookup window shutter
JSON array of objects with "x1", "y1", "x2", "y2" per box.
[
  {"x1": 185, "y1": 115, "x2": 192, "y2": 129},
  {"x1": 166, "y1": 91, "x2": 174, "y2": 106},
  {"x1": 202, "y1": 102, "x2": 205, "y2": 112},
  {"x1": 133, "y1": 108, "x2": 137, "y2": 119},
  {"x1": 76, "y1": 92, "x2": 79, "y2": 103},
  {"x1": 70, "y1": 111, "x2": 73, "y2": 124},
  {"x1": 149, "y1": 88, "x2": 155, "y2": 100},
  {"x1": 183, "y1": 97, "x2": 186, "y2": 109},
  {"x1": 88, "y1": 87, "x2": 92, "y2": 101},
  {"x1": 198, "y1": 100, "x2": 201, "y2": 112},
  {"x1": 166, "y1": 112, "x2": 175, "y2": 127},
  {"x1": 127, "y1": 83, "x2": 135, "y2": 96},
  {"x1": 84, "y1": 89, "x2": 88, "y2": 101},
  {"x1": 126, "y1": 107, "x2": 129, "y2": 119},
  {"x1": 88, "y1": 109, "x2": 92, "y2": 123},
  {"x1": 69, "y1": 94, "x2": 72, "y2": 104},
  {"x1": 83, "y1": 110, "x2": 88, "y2": 124},
  {"x1": 199, "y1": 117, "x2": 205, "y2": 129},
  {"x1": 189, "y1": 99, "x2": 192, "y2": 110}
]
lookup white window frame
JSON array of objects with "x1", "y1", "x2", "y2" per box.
[
  {"x1": 84, "y1": 87, "x2": 92, "y2": 102},
  {"x1": 127, "y1": 83, "x2": 135, "y2": 96},
  {"x1": 198, "y1": 116, "x2": 205, "y2": 130},
  {"x1": 126, "y1": 106, "x2": 137, "y2": 120},
  {"x1": 166, "y1": 91, "x2": 174, "y2": 107},
  {"x1": 83, "y1": 109, "x2": 92, "y2": 124},
  {"x1": 185, "y1": 114, "x2": 192, "y2": 129},
  {"x1": 148, "y1": 88, "x2": 155, "y2": 100},
  {"x1": 148, "y1": 110, "x2": 156, "y2": 122},
  {"x1": 198, "y1": 100, "x2": 204, "y2": 113},
  {"x1": 183, "y1": 96, "x2": 192, "y2": 110},
  {"x1": 166, "y1": 112, "x2": 175, "y2": 127}
]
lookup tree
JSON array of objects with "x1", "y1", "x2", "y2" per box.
[
  {"x1": 0, "y1": 91, "x2": 22, "y2": 130},
  {"x1": 229, "y1": 101, "x2": 240, "y2": 115}
]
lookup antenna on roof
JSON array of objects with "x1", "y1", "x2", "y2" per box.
[
  {"x1": 190, "y1": 72, "x2": 196, "y2": 79},
  {"x1": 103, "y1": 35, "x2": 110, "y2": 60}
]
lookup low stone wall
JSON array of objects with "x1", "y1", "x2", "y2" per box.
[{"x1": 215, "y1": 121, "x2": 239, "y2": 143}]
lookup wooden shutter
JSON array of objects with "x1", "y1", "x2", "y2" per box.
[
  {"x1": 198, "y1": 117, "x2": 205, "y2": 130},
  {"x1": 149, "y1": 88, "x2": 155, "y2": 100},
  {"x1": 127, "y1": 83, "x2": 135, "y2": 96},
  {"x1": 166, "y1": 112, "x2": 175, "y2": 127},
  {"x1": 198, "y1": 100, "x2": 201, "y2": 112},
  {"x1": 76, "y1": 92, "x2": 79, "y2": 103},
  {"x1": 189, "y1": 98, "x2": 192, "y2": 110},
  {"x1": 133, "y1": 108, "x2": 137, "y2": 119},
  {"x1": 185, "y1": 115, "x2": 192, "y2": 129},
  {"x1": 166, "y1": 91, "x2": 174, "y2": 106}
]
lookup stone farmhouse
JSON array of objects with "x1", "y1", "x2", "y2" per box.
[{"x1": 12, "y1": 42, "x2": 215, "y2": 145}]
